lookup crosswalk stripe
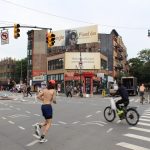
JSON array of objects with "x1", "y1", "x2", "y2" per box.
[
  {"x1": 138, "y1": 122, "x2": 150, "y2": 126},
  {"x1": 124, "y1": 133, "x2": 150, "y2": 142},
  {"x1": 116, "y1": 142, "x2": 149, "y2": 150},
  {"x1": 139, "y1": 118, "x2": 150, "y2": 122},
  {"x1": 141, "y1": 116, "x2": 150, "y2": 119},
  {"x1": 129, "y1": 127, "x2": 150, "y2": 133},
  {"x1": 130, "y1": 99, "x2": 134, "y2": 102},
  {"x1": 143, "y1": 113, "x2": 150, "y2": 116}
]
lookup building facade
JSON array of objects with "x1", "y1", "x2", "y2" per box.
[
  {"x1": 27, "y1": 26, "x2": 128, "y2": 95},
  {"x1": 0, "y1": 58, "x2": 16, "y2": 89}
]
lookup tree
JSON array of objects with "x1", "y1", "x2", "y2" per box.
[
  {"x1": 138, "y1": 49, "x2": 150, "y2": 62},
  {"x1": 128, "y1": 57, "x2": 143, "y2": 79},
  {"x1": 128, "y1": 49, "x2": 150, "y2": 86},
  {"x1": 14, "y1": 58, "x2": 27, "y2": 83}
]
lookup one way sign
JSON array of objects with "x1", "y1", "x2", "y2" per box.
[{"x1": 1, "y1": 30, "x2": 9, "y2": 45}]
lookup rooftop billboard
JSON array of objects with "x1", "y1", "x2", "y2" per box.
[{"x1": 54, "y1": 25, "x2": 98, "y2": 46}]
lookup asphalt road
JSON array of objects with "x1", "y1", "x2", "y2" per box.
[{"x1": 0, "y1": 91, "x2": 150, "y2": 150}]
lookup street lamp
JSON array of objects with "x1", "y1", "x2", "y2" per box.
[
  {"x1": 20, "y1": 60, "x2": 23, "y2": 83},
  {"x1": 79, "y1": 50, "x2": 83, "y2": 97}
]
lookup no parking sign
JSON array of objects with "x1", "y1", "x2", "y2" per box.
[{"x1": 1, "y1": 30, "x2": 9, "y2": 45}]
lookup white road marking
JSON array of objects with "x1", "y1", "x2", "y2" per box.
[
  {"x1": 9, "y1": 105, "x2": 13, "y2": 108},
  {"x1": 9, "y1": 114, "x2": 30, "y2": 118},
  {"x1": 144, "y1": 110, "x2": 150, "y2": 112},
  {"x1": 52, "y1": 123, "x2": 60, "y2": 126},
  {"x1": 72, "y1": 121, "x2": 80, "y2": 124},
  {"x1": 138, "y1": 122, "x2": 150, "y2": 126},
  {"x1": 81, "y1": 122, "x2": 104, "y2": 126},
  {"x1": 34, "y1": 114, "x2": 40, "y2": 116},
  {"x1": 0, "y1": 108, "x2": 11, "y2": 110},
  {"x1": 107, "y1": 128, "x2": 113, "y2": 133},
  {"x1": 18, "y1": 126, "x2": 25, "y2": 130},
  {"x1": 130, "y1": 99, "x2": 134, "y2": 102},
  {"x1": 143, "y1": 114, "x2": 150, "y2": 116},
  {"x1": 139, "y1": 118, "x2": 150, "y2": 122},
  {"x1": 96, "y1": 111, "x2": 101, "y2": 113},
  {"x1": 86, "y1": 115, "x2": 92, "y2": 118},
  {"x1": 8, "y1": 121, "x2": 15, "y2": 124},
  {"x1": 124, "y1": 133, "x2": 150, "y2": 142},
  {"x1": 116, "y1": 142, "x2": 149, "y2": 150},
  {"x1": 141, "y1": 116, "x2": 150, "y2": 119},
  {"x1": 2, "y1": 117, "x2": 7, "y2": 119},
  {"x1": 32, "y1": 134, "x2": 40, "y2": 139},
  {"x1": 26, "y1": 140, "x2": 39, "y2": 147},
  {"x1": 25, "y1": 111, "x2": 31, "y2": 114},
  {"x1": 58, "y1": 121, "x2": 67, "y2": 125},
  {"x1": 116, "y1": 120, "x2": 121, "y2": 124},
  {"x1": 91, "y1": 120, "x2": 107, "y2": 124},
  {"x1": 129, "y1": 126, "x2": 150, "y2": 133}
]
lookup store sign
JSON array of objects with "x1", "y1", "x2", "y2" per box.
[
  {"x1": 65, "y1": 52, "x2": 100, "y2": 70},
  {"x1": 32, "y1": 75, "x2": 44, "y2": 81}
]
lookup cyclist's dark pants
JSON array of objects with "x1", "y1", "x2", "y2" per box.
[{"x1": 116, "y1": 99, "x2": 129, "y2": 110}]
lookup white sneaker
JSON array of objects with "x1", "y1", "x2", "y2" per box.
[
  {"x1": 34, "y1": 123, "x2": 41, "y2": 136},
  {"x1": 39, "y1": 138, "x2": 48, "y2": 143}
]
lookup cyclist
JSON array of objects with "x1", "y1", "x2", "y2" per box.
[{"x1": 115, "y1": 81, "x2": 129, "y2": 115}]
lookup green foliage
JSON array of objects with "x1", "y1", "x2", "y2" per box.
[
  {"x1": 128, "y1": 49, "x2": 150, "y2": 85},
  {"x1": 14, "y1": 58, "x2": 27, "y2": 83},
  {"x1": 138, "y1": 49, "x2": 150, "y2": 62}
]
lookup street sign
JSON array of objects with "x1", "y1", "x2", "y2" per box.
[{"x1": 1, "y1": 30, "x2": 9, "y2": 45}]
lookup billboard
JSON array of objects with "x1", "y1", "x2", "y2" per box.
[
  {"x1": 54, "y1": 25, "x2": 98, "y2": 46},
  {"x1": 65, "y1": 52, "x2": 100, "y2": 70}
]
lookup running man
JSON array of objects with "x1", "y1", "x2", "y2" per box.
[{"x1": 34, "y1": 80, "x2": 56, "y2": 143}]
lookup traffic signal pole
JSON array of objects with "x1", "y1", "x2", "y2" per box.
[
  {"x1": 0, "y1": 24, "x2": 52, "y2": 40},
  {"x1": 0, "y1": 25, "x2": 52, "y2": 30}
]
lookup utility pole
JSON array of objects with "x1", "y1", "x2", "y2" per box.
[
  {"x1": 20, "y1": 60, "x2": 22, "y2": 83},
  {"x1": 79, "y1": 49, "x2": 83, "y2": 97}
]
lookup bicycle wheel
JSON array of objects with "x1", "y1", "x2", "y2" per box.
[
  {"x1": 104, "y1": 106, "x2": 116, "y2": 122},
  {"x1": 125, "y1": 108, "x2": 139, "y2": 126}
]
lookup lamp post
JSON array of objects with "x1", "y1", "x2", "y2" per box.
[
  {"x1": 79, "y1": 50, "x2": 83, "y2": 97},
  {"x1": 20, "y1": 60, "x2": 23, "y2": 83}
]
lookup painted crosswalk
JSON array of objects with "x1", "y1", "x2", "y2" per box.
[{"x1": 116, "y1": 108, "x2": 150, "y2": 150}]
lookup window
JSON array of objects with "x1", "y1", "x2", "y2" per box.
[{"x1": 48, "y1": 58, "x2": 64, "y2": 70}]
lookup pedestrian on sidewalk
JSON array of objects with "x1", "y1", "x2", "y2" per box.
[
  {"x1": 139, "y1": 83, "x2": 145, "y2": 104},
  {"x1": 22, "y1": 83, "x2": 27, "y2": 97},
  {"x1": 34, "y1": 80, "x2": 56, "y2": 143},
  {"x1": 26, "y1": 84, "x2": 32, "y2": 97},
  {"x1": 66, "y1": 85, "x2": 72, "y2": 97}
]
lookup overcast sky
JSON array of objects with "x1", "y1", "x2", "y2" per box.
[{"x1": 0, "y1": 0, "x2": 150, "y2": 60}]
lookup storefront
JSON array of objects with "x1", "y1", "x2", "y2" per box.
[{"x1": 64, "y1": 71, "x2": 100, "y2": 97}]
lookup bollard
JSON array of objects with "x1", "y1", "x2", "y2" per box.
[{"x1": 102, "y1": 89, "x2": 106, "y2": 97}]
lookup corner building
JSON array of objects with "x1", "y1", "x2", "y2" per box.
[{"x1": 27, "y1": 25, "x2": 128, "y2": 96}]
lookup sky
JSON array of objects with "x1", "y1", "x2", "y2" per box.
[{"x1": 0, "y1": 0, "x2": 150, "y2": 60}]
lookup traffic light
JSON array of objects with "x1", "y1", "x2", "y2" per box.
[
  {"x1": 14, "y1": 24, "x2": 20, "y2": 39},
  {"x1": 46, "y1": 32, "x2": 55, "y2": 48},
  {"x1": 148, "y1": 30, "x2": 150, "y2": 37}
]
